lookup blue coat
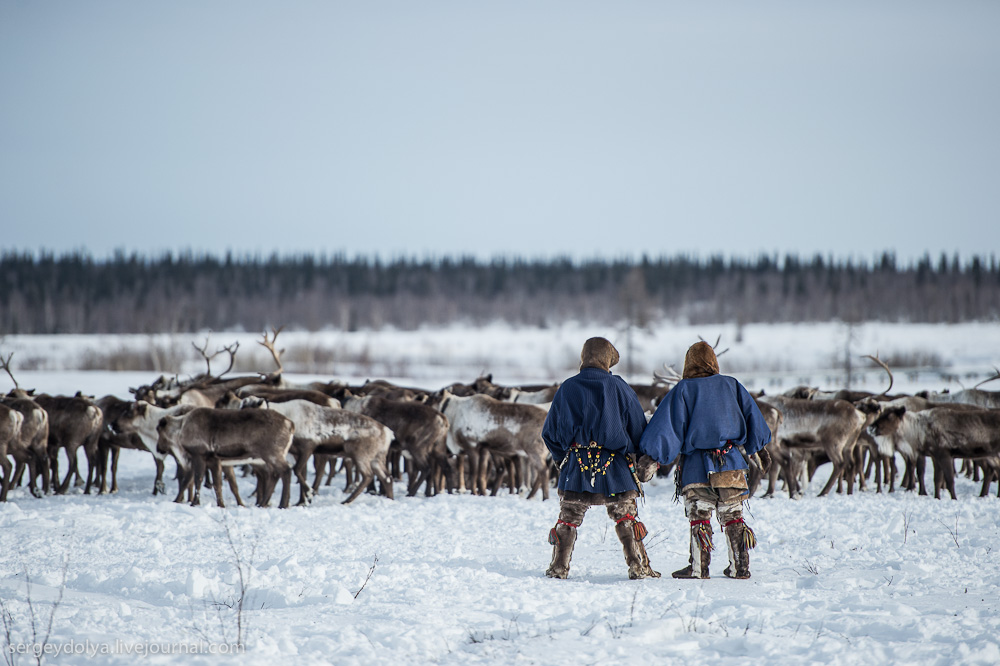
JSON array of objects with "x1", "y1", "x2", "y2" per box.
[
  {"x1": 639, "y1": 374, "x2": 771, "y2": 488},
  {"x1": 541, "y1": 367, "x2": 648, "y2": 497}
]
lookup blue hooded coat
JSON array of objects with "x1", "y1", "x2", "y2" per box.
[
  {"x1": 541, "y1": 367, "x2": 648, "y2": 497},
  {"x1": 639, "y1": 374, "x2": 771, "y2": 488}
]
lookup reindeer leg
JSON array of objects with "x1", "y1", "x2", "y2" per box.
[
  {"x1": 476, "y1": 449, "x2": 491, "y2": 496},
  {"x1": 153, "y1": 456, "x2": 166, "y2": 495},
  {"x1": 916, "y1": 456, "x2": 928, "y2": 496},
  {"x1": 57, "y1": 445, "x2": 79, "y2": 494},
  {"x1": 342, "y1": 464, "x2": 373, "y2": 504},
  {"x1": 278, "y1": 466, "x2": 292, "y2": 509},
  {"x1": 817, "y1": 459, "x2": 843, "y2": 497},
  {"x1": 110, "y1": 447, "x2": 120, "y2": 493},
  {"x1": 526, "y1": 457, "x2": 546, "y2": 500},
  {"x1": 223, "y1": 466, "x2": 245, "y2": 507},
  {"x1": 311, "y1": 454, "x2": 327, "y2": 496},
  {"x1": 490, "y1": 455, "x2": 507, "y2": 497},
  {"x1": 0, "y1": 454, "x2": 11, "y2": 501},
  {"x1": 944, "y1": 458, "x2": 957, "y2": 500},
  {"x1": 372, "y1": 458, "x2": 394, "y2": 500},
  {"x1": 191, "y1": 456, "x2": 207, "y2": 506},
  {"x1": 173, "y1": 465, "x2": 191, "y2": 503},
  {"x1": 342, "y1": 459, "x2": 354, "y2": 493},
  {"x1": 209, "y1": 458, "x2": 226, "y2": 508},
  {"x1": 49, "y1": 447, "x2": 63, "y2": 494},
  {"x1": 294, "y1": 445, "x2": 315, "y2": 506}
]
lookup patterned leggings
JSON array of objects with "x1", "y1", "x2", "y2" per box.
[{"x1": 683, "y1": 486, "x2": 746, "y2": 525}]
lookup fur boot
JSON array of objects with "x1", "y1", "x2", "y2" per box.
[
  {"x1": 546, "y1": 520, "x2": 579, "y2": 579},
  {"x1": 723, "y1": 518, "x2": 755, "y2": 579},
  {"x1": 672, "y1": 519, "x2": 713, "y2": 579},
  {"x1": 614, "y1": 518, "x2": 661, "y2": 579}
]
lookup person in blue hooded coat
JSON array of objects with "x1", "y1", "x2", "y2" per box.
[
  {"x1": 541, "y1": 337, "x2": 661, "y2": 580},
  {"x1": 640, "y1": 341, "x2": 772, "y2": 579}
]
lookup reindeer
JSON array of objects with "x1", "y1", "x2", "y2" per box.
[
  {"x1": 867, "y1": 404, "x2": 1000, "y2": 499},
  {"x1": 94, "y1": 394, "x2": 159, "y2": 494},
  {"x1": 155, "y1": 407, "x2": 295, "y2": 508},
  {"x1": 757, "y1": 394, "x2": 874, "y2": 497},
  {"x1": 0, "y1": 404, "x2": 24, "y2": 501},
  {"x1": 106, "y1": 400, "x2": 199, "y2": 495},
  {"x1": 0, "y1": 354, "x2": 50, "y2": 496},
  {"x1": 27, "y1": 393, "x2": 104, "y2": 495},
  {"x1": 233, "y1": 396, "x2": 395, "y2": 505},
  {"x1": 341, "y1": 393, "x2": 453, "y2": 496},
  {"x1": 0, "y1": 400, "x2": 49, "y2": 498},
  {"x1": 917, "y1": 368, "x2": 1000, "y2": 409},
  {"x1": 429, "y1": 391, "x2": 550, "y2": 500}
]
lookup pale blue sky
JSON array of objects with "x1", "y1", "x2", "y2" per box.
[{"x1": 2, "y1": 1, "x2": 998, "y2": 263}]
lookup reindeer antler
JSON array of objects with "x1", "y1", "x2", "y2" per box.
[
  {"x1": 698, "y1": 334, "x2": 730, "y2": 357},
  {"x1": 192, "y1": 337, "x2": 216, "y2": 377},
  {"x1": 259, "y1": 326, "x2": 285, "y2": 375},
  {"x1": 0, "y1": 352, "x2": 19, "y2": 390},
  {"x1": 652, "y1": 363, "x2": 682, "y2": 387},
  {"x1": 864, "y1": 352, "x2": 894, "y2": 397},
  {"x1": 191, "y1": 337, "x2": 240, "y2": 382},
  {"x1": 216, "y1": 342, "x2": 239, "y2": 379},
  {"x1": 973, "y1": 366, "x2": 1000, "y2": 390}
]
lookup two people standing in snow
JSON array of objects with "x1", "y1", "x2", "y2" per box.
[{"x1": 542, "y1": 338, "x2": 771, "y2": 581}]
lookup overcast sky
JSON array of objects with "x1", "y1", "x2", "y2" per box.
[{"x1": 1, "y1": 1, "x2": 998, "y2": 264}]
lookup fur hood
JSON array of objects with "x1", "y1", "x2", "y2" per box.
[
  {"x1": 580, "y1": 337, "x2": 619, "y2": 372},
  {"x1": 682, "y1": 341, "x2": 719, "y2": 379}
]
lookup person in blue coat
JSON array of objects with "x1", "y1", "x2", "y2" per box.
[
  {"x1": 542, "y1": 337, "x2": 660, "y2": 580},
  {"x1": 639, "y1": 341, "x2": 772, "y2": 579}
]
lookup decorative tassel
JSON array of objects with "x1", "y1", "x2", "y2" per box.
[
  {"x1": 743, "y1": 524, "x2": 757, "y2": 550},
  {"x1": 725, "y1": 517, "x2": 757, "y2": 550},
  {"x1": 691, "y1": 519, "x2": 714, "y2": 550},
  {"x1": 633, "y1": 520, "x2": 648, "y2": 541}
]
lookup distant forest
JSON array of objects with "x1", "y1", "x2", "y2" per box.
[{"x1": 1, "y1": 250, "x2": 998, "y2": 334}]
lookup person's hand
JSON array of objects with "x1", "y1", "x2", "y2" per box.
[
  {"x1": 756, "y1": 447, "x2": 772, "y2": 474},
  {"x1": 636, "y1": 454, "x2": 660, "y2": 482}
]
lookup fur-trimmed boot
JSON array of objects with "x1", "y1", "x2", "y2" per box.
[
  {"x1": 614, "y1": 514, "x2": 661, "y2": 579},
  {"x1": 723, "y1": 517, "x2": 755, "y2": 579},
  {"x1": 672, "y1": 519, "x2": 713, "y2": 579},
  {"x1": 545, "y1": 519, "x2": 579, "y2": 579}
]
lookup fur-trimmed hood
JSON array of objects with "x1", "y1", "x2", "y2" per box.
[
  {"x1": 682, "y1": 341, "x2": 719, "y2": 379},
  {"x1": 580, "y1": 337, "x2": 619, "y2": 372}
]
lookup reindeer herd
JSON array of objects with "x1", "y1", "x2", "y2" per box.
[{"x1": 1, "y1": 330, "x2": 999, "y2": 508}]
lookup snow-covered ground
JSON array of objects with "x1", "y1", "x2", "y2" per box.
[
  {"x1": 1, "y1": 454, "x2": 998, "y2": 665},
  {"x1": 1, "y1": 321, "x2": 1000, "y2": 665}
]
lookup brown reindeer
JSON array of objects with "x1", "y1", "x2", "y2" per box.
[
  {"x1": 757, "y1": 395, "x2": 871, "y2": 497},
  {"x1": 342, "y1": 394, "x2": 453, "y2": 496},
  {"x1": 156, "y1": 407, "x2": 295, "y2": 508},
  {"x1": 867, "y1": 404, "x2": 1000, "y2": 499},
  {"x1": 29, "y1": 393, "x2": 103, "y2": 495}
]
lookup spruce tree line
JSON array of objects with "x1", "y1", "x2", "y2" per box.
[{"x1": 0, "y1": 249, "x2": 997, "y2": 334}]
